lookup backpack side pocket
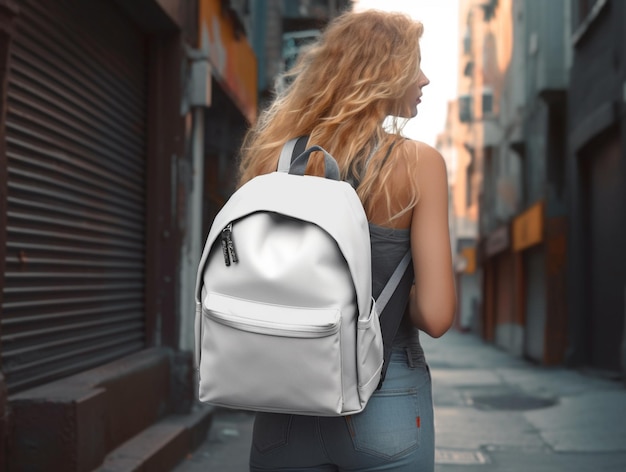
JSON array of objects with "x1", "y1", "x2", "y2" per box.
[{"x1": 356, "y1": 300, "x2": 384, "y2": 408}]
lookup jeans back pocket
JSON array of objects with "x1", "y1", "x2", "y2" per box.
[{"x1": 346, "y1": 389, "x2": 420, "y2": 459}]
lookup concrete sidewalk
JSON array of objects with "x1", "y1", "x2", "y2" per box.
[
  {"x1": 174, "y1": 330, "x2": 626, "y2": 471},
  {"x1": 423, "y1": 331, "x2": 626, "y2": 471}
]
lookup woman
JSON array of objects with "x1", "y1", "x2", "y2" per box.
[{"x1": 238, "y1": 9, "x2": 456, "y2": 472}]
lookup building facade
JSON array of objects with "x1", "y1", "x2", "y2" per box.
[
  {"x1": 451, "y1": 0, "x2": 626, "y2": 379},
  {"x1": 0, "y1": 0, "x2": 257, "y2": 469},
  {"x1": 516, "y1": 0, "x2": 570, "y2": 365},
  {"x1": 566, "y1": 0, "x2": 626, "y2": 375},
  {"x1": 448, "y1": 0, "x2": 526, "y2": 340},
  {"x1": 451, "y1": 0, "x2": 572, "y2": 364}
]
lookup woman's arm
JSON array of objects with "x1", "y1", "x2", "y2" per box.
[{"x1": 408, "y1": 141, "x2": 457, "y2": 337}]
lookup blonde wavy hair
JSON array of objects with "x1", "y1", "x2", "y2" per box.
[{"x1": 238, "y1": 9, "x2": 424, "y2": 221}]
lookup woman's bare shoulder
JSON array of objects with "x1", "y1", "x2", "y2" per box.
[
  {"x1": 390, "y1": 139, "x2": 446, "y2": 180},
  {"x1": 395, "y1": 139, "x2": 447, "y2": 176},
  {"x1": 397, "y1": 138, "x2": 442, "y2": 159}
]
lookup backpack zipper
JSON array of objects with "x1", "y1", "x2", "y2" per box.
[
  {"x1": 207, "y1": 308, "x2": 341, "y2": 337},
  {"x1": 220, "y1": 223, "x2": 238, "y2": 266}
]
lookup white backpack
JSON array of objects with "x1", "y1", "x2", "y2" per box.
[{"x1": 194, "y1": 137, "x2": 411, "y2": 416}]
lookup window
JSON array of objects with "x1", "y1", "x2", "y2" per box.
[
  {"x1": 481, "y1": 0, "x2": 499, "y2": 22},
  {"x1": 483, "y1": 146, "x2": 494, "y2": 198},
  {"x1": 463, "y1": 60, "x2": 474, "y2": 78},
  {"x1": 482, "y1": 87, "x2": 494, "y2": 116},
  {"x1": 466, "y1": 163, "x2": 473, "y2": 208},
  {"x1": 463, "y1": 28, "x2": 472, "y2": 55},
  {"x1": 465, "y1": 146, "x2": 476, "y2": 208},
  {"x1": 459, "y1": 94, "x2": 473, "y2": 123},
  {"x1": 282, "y1": 29, "x2": 320, "y2": 72}
]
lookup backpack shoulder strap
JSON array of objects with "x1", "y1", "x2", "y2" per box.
[
  {"x1": 376, "y1": 250, "x2": 413, "y2": 388},
  {"x1": 376, "y1": 250, "x2": 412, "y2": 312},
  {"x1": 278, "y1": 136, "x2": 309, "y2": 172}
]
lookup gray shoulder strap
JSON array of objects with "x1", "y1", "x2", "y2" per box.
[
  {"x1": 375, "y1": 250, "x2": 412, "y2": 313},
  {"x1": 278, "y1": 138, "x2": 299, "y2": 173}
]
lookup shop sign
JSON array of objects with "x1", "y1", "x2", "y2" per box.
[
  {"x1": 484, "y1": 225, "x2": 510, "y2": 257},
  {"x1": 513, "y1": 201, "x2": 544, "y2": 252},
  {"x1": 199, "y1": 0, "x2": 257, "y2": 123},
  {"x1": 460, "y1": 246, "x2": 477, "y2": 274}
]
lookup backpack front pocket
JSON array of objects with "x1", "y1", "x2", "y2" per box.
[{"x1": 199, "y1": 292, "x2": 344, "y2": 415}]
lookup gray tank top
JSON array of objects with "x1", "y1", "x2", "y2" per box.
[{"x1": 370, "y1": 223, "x2": 426, "y2": 367}]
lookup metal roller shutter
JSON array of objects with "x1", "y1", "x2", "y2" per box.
[{"x1": 1, "y1": 0, "x2": 147, "y2": 394}]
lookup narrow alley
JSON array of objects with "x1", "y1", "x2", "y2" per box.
[
  {"x1": 2, "y1": 1, "x2": 626, "y2": 470},
  {"x1": 176, "y1": 329, "x2": 626, "y2": 472}
]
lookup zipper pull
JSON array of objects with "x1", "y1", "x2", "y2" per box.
[
  {"x1": 225, "y1": 223, "x2": 238, "y2": 264},
  {"x1": 221, "y1": 226, "x2": 231, "y2": 266},
  {"x1": 221, "y1": 223, "x2": 238, "y2": 266}
]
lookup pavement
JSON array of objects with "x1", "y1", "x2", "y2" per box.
[{"x1": 173, "y1": 329, "x2": 626, "y2": 471}]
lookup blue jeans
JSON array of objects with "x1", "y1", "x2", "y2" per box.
[{"x1": 249, "y1": 349, "x2": 434, "y2": 471}]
